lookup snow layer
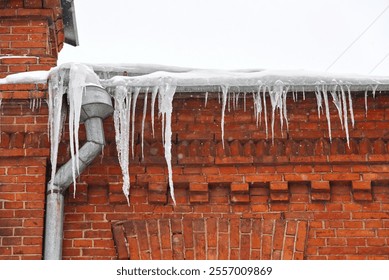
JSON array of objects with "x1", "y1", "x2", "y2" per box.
[{"x1": 0, "y1": 70, "x2": 50, "y2": 85}]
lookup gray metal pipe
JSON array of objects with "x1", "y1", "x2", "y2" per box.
[{"x1": 44, "y1": 84, "x2": 113, "y2": 260}]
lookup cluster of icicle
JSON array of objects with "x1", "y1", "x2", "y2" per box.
[
  {"x1": 46, "y1": 64, "x2": 387, "y2": 205},
  {"x1": 107, "y1": 76, "x2": 382, "y2": 204},
  {"x1": 252, "y1": 81, "x2": 378, "y2": 147},
  {"x1": 112, "y1": 78, "x2": 177, "y2": 205},
  {"x1": 48, "y1": 64, "x2": 98, "y2": 196}
]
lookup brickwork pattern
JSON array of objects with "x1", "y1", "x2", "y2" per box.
[{"x1": 112, "y1": 218, "x2": 308, "y2": 260}]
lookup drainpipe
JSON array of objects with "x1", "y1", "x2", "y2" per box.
[{"x1": 44, "y1": 84, "x2": 113, "y2": 260}]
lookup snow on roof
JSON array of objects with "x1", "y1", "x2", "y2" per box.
[
  {"x1": 1, "y1": 63, "x2": 389, "y2": 91},
  {"x1": 101, "y1": 68, "x2": 389, "y2": 89},
  {"x1": 0, "y1": 70, "x2": 49, "y2": 85}
]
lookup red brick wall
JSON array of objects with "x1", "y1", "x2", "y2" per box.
[
  {"x1": 1, "y1": 2, "x2": 389, "y2": 260},
  {"x1": 1, "y1": 84, "x2": 389, "y2": 260},
  {"x1": 0, "y1": 1, "x2": 59, "y2": 259},
  {"x1": 0, "y1": 86, "x2": 49, "y2": 259},
  {"x1": 56, "y1": 93, "x2": 389, "y2": 260}
]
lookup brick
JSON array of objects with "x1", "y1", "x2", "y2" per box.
[
  {"x1": 337, "y1": 229, "x2": 375, "y2": 237},
  {"x1": 353, "y1": 191, "x2": 373, "y2": 201},
  {"x1": 352, "y1": 181, "x2": 371, "y2": 191},
  {"x1": 230, "y1": 182, "x2": 249, "y2": 192},
  {"x1": 24, "y1": 0, "x2": 44, "y2": 8},
  {"x1": 270, "y1": 192, "x2": 289, "y2": 201},
  {"x1": 149, "y1": 192, "x2": 167, "y2": 204},
  {"x1": 189, "y1": 193, "x2": 209, "y2": 203},
  {"x1": 311, "y1": 180, "x2": 330, "y2": 191},
  {"x1": 246, "y1": 174, "x2": 283, "y2": 182},
  {"x1": 270, "y1": 181, "x2": 288, "y2": 191},
  {"x1": 230, "y1": 194, "x2": 250, "y2": 203},
  {"x1": 189, "y1": 182, "x2": 208, "y2": 192}
]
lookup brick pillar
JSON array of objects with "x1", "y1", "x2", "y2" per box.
[
  {"x1": 0, "y1": 0, "x2": 63, "y2": 260},
  {"x1": 0, "y1": 0, "x2": 64, "y2": 77}
]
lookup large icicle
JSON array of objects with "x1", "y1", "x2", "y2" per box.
[
  {"x1": 48, "y1": 68, "x2": 66, "y2": 190},
  {"x1": 270, "y1": 80, "x2": 284, "y2": 142},
  {"x1": 321, "y1": 84, "x2": 332, "y2": 142},
  {"x1": 330, "y1": 85, "x2": 344, "y2": 129},
  {"x1": 220, "y1": 85, "x2": 229, "y2": 149},
  {"x1": 346, "y1": 84, "x2": 355, "y2": 127},
  {"x1": 262, "y1": 86, "x2": 268, "y2": 139},
  {"x1": 340, "y1": 85, "x2": 350, "y2": 147},
  {"x1": 150, "y1": 86, "x2": 158, "y2": 138},
  {"x1": 158, "y1": 79, "x2": 177, "y2": 204},
  {"x1": 141, "y1": 88, "x2": 148, "y2": 160},
  {"x1": 113, "y1": 86, "x2": 132, "y2": 204},
  {"x1": 67, "y1": 64, "x2": 91, "y2": 195},
  {"x1": 315, "y1": 83, "x2": 323, "y2": 118},
  {"x1": 131, "y1": 87, "x2": 140, "y2": 159},
  {"x1": 254, "y1": 85, "x2": 263, "y2": 127}
]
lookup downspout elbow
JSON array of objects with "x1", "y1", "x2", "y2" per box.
[{"x1": 44, "y1": 83, "x2": 113, "y2": 260}]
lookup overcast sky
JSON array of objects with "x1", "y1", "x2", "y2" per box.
[{"x1": 58, "y1": 0, "x2": 389, "y2": 76}]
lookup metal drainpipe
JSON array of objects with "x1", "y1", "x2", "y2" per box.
[{"x1": 44, "y1": 84, "x2": 113, "y2": 260}]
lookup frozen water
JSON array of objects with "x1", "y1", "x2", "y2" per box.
[
  {"x1": 131, "y1": 87, "x2": 140, "y2": 159},
  {"x1": 150, "y1": 86, "x2": 159, "y2": 138},
  {"x1": 141, "y1": 88, "x2": 149, "y2": 160},
  {"x1": 220, "y1": 85, "x2": 229, "y2": 149},
  {"x1": 5, "y1": 63, "x2": 389, "y2": 204},
  {"x1": 158, "y1": 79, "x2": 177, "y2": 204},
  {"x1": 113, "y1": 85, "x2": 131, "y2": 205},
  {"x1": 48, "y1": 68, "x2": 66, "y2": 190}
]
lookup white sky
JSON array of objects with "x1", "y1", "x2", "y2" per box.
[{"x1": 58, "y1": 0, "x2": 389, "y2": 76}]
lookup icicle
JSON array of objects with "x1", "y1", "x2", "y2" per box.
[
  {"x1": 340, "y1": 85, "x2": 350, "y2": 147},
  {"x1": 243, "y1": 92, "x2": 247, "y2": 112},
  {"x1": 292, "y1": 87, "x2": 296, "y2": 102},
  {"x1": 30, "y1": 98, "x2": 36, "y2": 111},
  {"x1": 262, "y1": 86, "x2": 268, "y2": 139},
  {"x1": 270, "y1": 80, "x2": 284, "y2": 143},
  {"x1": 204, "y1": 91, "x2": 208, "y2": 108},
  {"x1": 228, "y1": 91, "x2": 231, "y2": 112},
  {"x1": 48, "y1": 69, "x2": 66, "y2": 191},
  {"x1": 302, "y1": 87, "x2": 306, "y2": 100},
  {"x1": 218, "y1": 90, "x2": 221, "y2": 104},
  {"x1": 113, "y1": 85, "x2": 131, "y2": 205},
  {"x1": 364, "y1": 87, "x2": 368, "y2": 117},
  {"x1": 282, "y1": 85, "x2": 289, "y2": 132},
  {"x1": 235, "y1": 92, "x2": 240, "y2": 110},
  {"x1": 220, "y1": 85, "x2": 229, "y2": 149},
  {"x1": 158, "y1": 78, "x2": 177, "y2": 204},
  {"x1": 141, "y1": 88, "x2": 149, "y2": 160},
  {"x1": 346, "y1": 84, "x2": 354, "y2": 127},
  {"x1": 330, "y1": 85, "x2": 343, "y2": 129},
  {"x1": 372, "y1": 84, "x2": 378, "y2": 99},
  {"x1": 131, "y1": 87, "x2": 140, "y2": 159},
  {"x1": 68, "y1": 64, "x2": 89, "y2": 196},
  {"x1": 315, "y1": 83, "x2": 323, "y2": 118},
  {"x1": 232, "y1": 93, "x2": 235, "y2": 110},
  {"x1": 161, "y1": 112, "x2": 165, "y2": 145},
  {"x1": 322, "y1": 85, "x2": 332, "y2": 142},
  {"x1": 254, "y1": 85, "x2": 263, "y2": 127},
  {"x1": 150, "y1": 86, "x2": 158, "y2": 138}
]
